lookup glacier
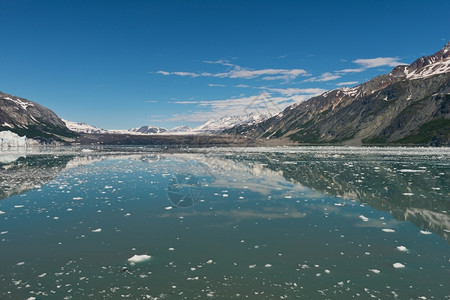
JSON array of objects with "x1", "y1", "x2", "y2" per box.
[{"x1": 0, "y1": 131, "x2": 27, "y2": 148}]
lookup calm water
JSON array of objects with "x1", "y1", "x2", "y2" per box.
[{"x1": 0, "y1": 146, "x2": 449, "y2": 299}]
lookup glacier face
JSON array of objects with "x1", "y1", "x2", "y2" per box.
[{"x1": 0, "y1": 131, "x2": 27, "y2": 148}]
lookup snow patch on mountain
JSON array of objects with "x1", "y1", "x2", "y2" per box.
[{"x1": 3, "y1": 96, "x2": 34, "y2": 110}]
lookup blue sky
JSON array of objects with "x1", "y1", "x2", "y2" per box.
[{"x1": 1, "y1": 0, "x2": 449, "y2": 129}]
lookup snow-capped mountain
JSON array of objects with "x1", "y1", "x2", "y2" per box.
[
  {"x1": 390, "y1": 41, "x2": 450, "y2": 80},
  {"x1": 193, "y1": 112, "x2": 274, "y2": 132},
  {"x1": 169, "y1": 125, "x2": 192, "y2": 133},
  {"x1": 129, "y1": 126, "x2": 168, "y2": 134},
  {"x1": 63, "y1": 119, "x2": 109, "y2": 134}
]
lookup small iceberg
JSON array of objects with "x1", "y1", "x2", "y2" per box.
[
  {"x1": 128, "y1": 254, "x2": 151, "y2": 265},
  {"x1": 393, "y1": 262, "x2": 405, "y2": 269}
]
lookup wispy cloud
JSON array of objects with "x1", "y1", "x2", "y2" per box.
[
  {"x1": 337, "y1": 57, "x2": 405, "y2": 74},
  {"x1": 336, "y1": 81, "x2": 359, "y2": 87},
  {"x1": 167, "y1": 87, "x2": 325, "y2": 122},
  {"x1": 156, "y1": 61, "x2": 309, "y2": 81},
  {"x1": 304, "y1": 72, "x2": 341, "y2": 82},
  {"x1": 353, "y1": 57, "x2": 404, "y2": 69},
  {"x1": 208, "y1": 83, "x2": 226, "y2": 87}
]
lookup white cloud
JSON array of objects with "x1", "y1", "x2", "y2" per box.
[
  {"x1": 336, "y1": 81, "x2": 359, "y2": 87},
  {"x1": 336, "y1": 68, "x2": 365, "y2": 74},
  {"x1": 167, "y1": 86, "x2": 325, "y2": 122},
  {"x1": 353, "y1": 57, "x2": 404, "y2": 69},
  {"x1": 208, "y1": 83, "x2": 226, "y2": 87},
  {"x1": 157, "y1": 63, "x2": 309, "y2": 81},
  {"x1": 258, "y1": 87, "x2": 327, "y2": 96},
  {"x1": 304, "y1": 72, "x2": 341, "y2": 82}
]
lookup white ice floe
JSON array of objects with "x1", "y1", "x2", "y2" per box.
[
  {"x1": 206, "y1": 259, "x2": 213, "y2": 264},
  {"x1": 359, "y1": 215, "x2": 369, "y2": 222},
  {"x1": 420, "y1": 230, "x2": 432, "y2": 235},
  {"x1": 73, "y1": 197, "x2": 83, "y2": 200},
  {"x1": 265, "y1": 264, "x2": 272, "y2": 268},
  {"x1": 396, "y1": 246, "x2": 408, "y2": 252},
  {"x1": 91, "y1": 228, "x2": 102, "y2": 233},
  {"x1": 165, "y1": 206, "x2": 173, "y2": 210},
  {"x1": 38, "y1": 273, "x2": 47, "y2": 278},
  {"x1": 402, "y1": 193, "x2": 414, "y2": 196},
  {"x1": 369, "y1": 269, "x2": 380, "y2": 274},
  {"x1": 382, "y1": 228, "x2": 395, "y2": 233},
  {"x1": 128, "y1": 254, "x2": 151, "y2": 265},
  {"x1": 0, "y1": 211, "x2": 5, "y2": 214},
  {"x1": 393, "y1": 262, "x2": 405, "y2": 268},
  {"x1": 248, "y1": 264, "x2": 256, "y2": 269}
]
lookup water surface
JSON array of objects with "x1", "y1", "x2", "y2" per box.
[{"x1": 0, "y1": 147, "x2": 449, "y2": 299}]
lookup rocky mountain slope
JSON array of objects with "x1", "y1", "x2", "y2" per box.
[
  {"x1": 226, "y1": 43, "x2": 450, "y2": 146},
  {"x1": 0, "y1": 92, "x2": 76, "y2": 142}
]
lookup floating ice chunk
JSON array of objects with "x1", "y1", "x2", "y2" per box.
[
  {"x1": 17, "y1": 261, "x2": 25, "y2": 265},
  {"x1": 369, "y1": 269, "x2": 380, "y2": 274},
  {"x1": 53, "y1": 217, "x2": 59, "y2": 220},
  {"x1": 128, "y1": 254, "x2": 151, "y2": 265},
  {"x1": 359, "y1": 215, "x2": 369, "y2": 222},
  {"x1": 73, "y1": 197, "x2": 83, "y2": 200},
  {"x1": 169, "y1": 248, "x2": 175, "y2": 251},
  {"x1": 265, "y1": 264, "x2": 272, "y2": 268},
  {"x1": 0, "y1": 231, "x2": 7, "y2": 235},
  {"x1": 222, "y1": 194, "x2": 229, "y2": 197},
  {"x1": 382, "y1": 228, "x2": 395, "y2": 233},
  {"x1": 324, "y1": 269, "x2": 330, "y2": 274},
  {"x1": 402, "y1": 193, "x2": 414, "y2": 196},
  {"x1": 91, "y1": 228, "x2": 102, "y2": 233},
  {"x1": 125, "y1": 213, "x2": 131, "y2": 217},
  {"x1": 393, "y1": 262, "x2": 405, "y2": 268},
  {"x1": 420, "y1": 230, "x2": 432, "y2": 235},
  {"x1": 206, "y1": 259, "x2": 213, "y2": 264},
  {"x1": 26, "y1": 297, "x2": 36, "y2": 300},
  {"x1": 165, "y1": 206, "x2": 173, "y2": 210},
  {"x1": 66, "y1": 208, "x2": 73, "y2": 212},
  {"x1": 14, "y1": 205, "x2": 24, "y2": 208},
  {"x1": 399, "y1": 169, "x2": 425, "y2": 173},
  {"x1": 0, "y1": 211, "x2": 5, "y2": 214},
  {"x1": 38, "y1": 273, "x2": 47, "y2": 278},
  {"x1": 249, "y1": 264, "x2": 256, "y2": 269},
  {"x1": 396, "y1": 246, "x2": 408, "y2": 252}
]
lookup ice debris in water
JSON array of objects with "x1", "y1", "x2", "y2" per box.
[
  {"x1": 0, "y1": 211, "x2": 5, "y2": 214},
  {"x1": 369, "y1": 269, "x2": 380, "y2": 274},
  {"x1": 393, "y1": 262, "x2": 405, "y2": 268},
  {"x1": 382, "y1": 228, "x2": 395, "y2": 233},
  {"x1": 420, "y1": 230, "x2": 432, "y2": 235},
  {"x1": 128, "y1": 254, "x2": 151, "y2": 265},
  {"x1": 397, "y1": 246, "x2": 408, "y2": 252},
  {"x1": 359, "y1": 215, "x2": 369, "y2": 222},
  {"x1": 91, "y1": 228, "x2": 102, "y2": 233}
]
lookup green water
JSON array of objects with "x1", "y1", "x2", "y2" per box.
[{"x1": 0, "y1": 147, "x2": 449, "y2": 299}]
